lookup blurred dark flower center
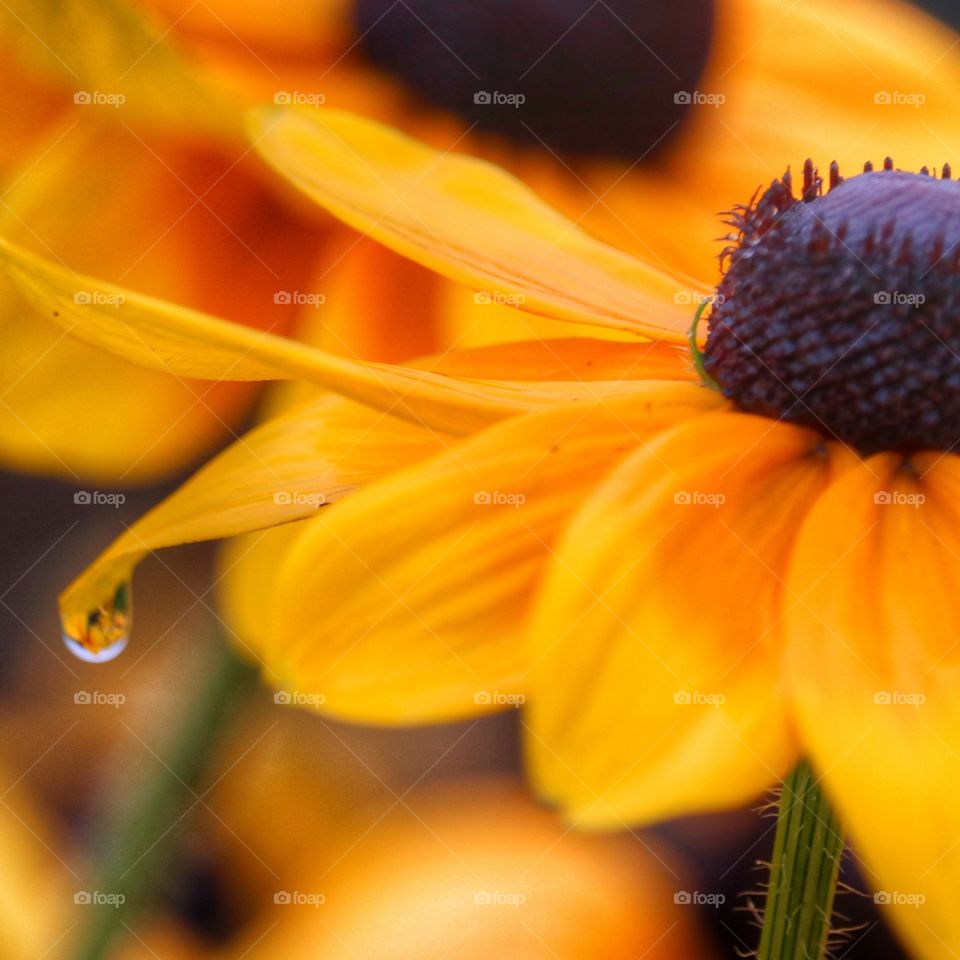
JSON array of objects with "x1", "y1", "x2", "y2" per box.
[
  {"x1": 704, "y1": 160, "x2": 960, "y2": 454},
  {"x1": 354, "y1": 0, "x2": 715, "y2": 161}
]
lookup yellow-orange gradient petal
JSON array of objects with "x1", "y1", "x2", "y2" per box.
[
  {"x1": 786, "y1": 452, "x2": 960, "y2": 960},
  {"x1": 250, "y1": 107, "x2": 701, "y2": 342},
  {"x1": 526, "y1": 412, "x2": 835, "y2": 828},
  {"x1": 1, "y1": 238, "x2": 676, "y2": 438},
  {"x1": 59, "y1": 396, "x2": 448, "y2": 650},
  {"x1": 264, "y1": 386, "x2": 721, "y2": 724}
]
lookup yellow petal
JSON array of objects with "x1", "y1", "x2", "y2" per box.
[
  {"x1": 786, "y1": 452, "x2": 960, "y2": 960},
  {"x1": 526, "y1": 412, "x2": 834, "y2": 828},
  {"x1": 263, "y1": 386, "x2": 720, "y2": 724},
  {"x1": 1, "y1": 0, "x2": 240, "y2": 135},
  {"x1": 250, "y1": 107, "x2": 700, "y2": 342},
  {"x1": 0, "y1": 237, "x2": 666, "y2": 437},
  {"x1": 59, "y1": 396, "x2": 447, "y2": 656}
]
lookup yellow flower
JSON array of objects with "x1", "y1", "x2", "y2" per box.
[
  {"x1": 6, "y1": 2, "x2": 960, "y2": 956},
  {"x1": 3, "y1": 0, "x2": 944, "y2": 481}
]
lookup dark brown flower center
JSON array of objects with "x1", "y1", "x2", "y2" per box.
[
  {"x1": 353, "y1": 0, "x2": 715, "y2": 161},
  {"x1": 703, "y1": 160, "x2": 960, "y2": 454}
]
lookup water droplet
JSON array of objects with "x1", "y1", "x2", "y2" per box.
[
  {"x1": 63, "y1": 631, "x2": 128, "y2": 663},
  {"x1": 61, "y1": 581, "x2": 131, "y2": 664}
]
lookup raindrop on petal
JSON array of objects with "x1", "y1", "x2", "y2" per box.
[{"x1": 61, "y1": 581, "x2": 132, "y2": 664}]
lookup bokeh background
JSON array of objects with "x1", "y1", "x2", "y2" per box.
[{"x1": 2, "y1": 2, "x2": 954, "y2": 957}]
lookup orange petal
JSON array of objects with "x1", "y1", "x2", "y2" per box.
[
  {"x1": 250, "y1": 107, "x2": 700, "y2": 342},
  {"x1": 786, "y1": 452, "x2": 960, "y2": 960},
  {"x1": 526, "y1": 412, "x2": 834, "y2": 827},
  {"x1": 262, "y1": 386, "x2": 721, "y2": 723},
  {"x1": 59, "y1": 395, "x2": 447, "y2": 653}
]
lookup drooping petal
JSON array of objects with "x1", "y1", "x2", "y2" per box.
[
  {"x1": 0, "y1": 237, "x2": 671, "y2": 437},
  {"x1": 786, "y1": 452, "x2": 960, "y2": 960},
  {"x1": 262, "y1": 386, "x2": 721, "y2": 724},
  {"x1": 0, "y1": 0, "x2": 239, "y2": 134},
  {"x1": 59, "y1": 396, "x2": 448, "y2": 652},
  {"x1": 526, "y1": 412, "x2": 834, "y2": 828},
  {"x1": 250, "y1": 107, "x2": 700, "y2": 342}
]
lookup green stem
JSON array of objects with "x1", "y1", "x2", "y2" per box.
[
  {"x1": 71, "y1": 641, "x2": 260, "y2": 960},
  {"x1": 758, "y1": 760, "x2": 845, "y2": 960}
]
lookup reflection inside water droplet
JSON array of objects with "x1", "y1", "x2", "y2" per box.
[
  {"x1": 61, "y1": 581, "x2": 132, "y2": 663},
  {"x1": 63, "y1": 631, "x2": 128, "y2": 663}
]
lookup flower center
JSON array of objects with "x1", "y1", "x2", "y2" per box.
[
  {"x1": 353, "y1": 0, "x2": 715, "y2": 160},
  {"x1": 703, "y1": 160, "x2": 960, "y2": 454}
]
